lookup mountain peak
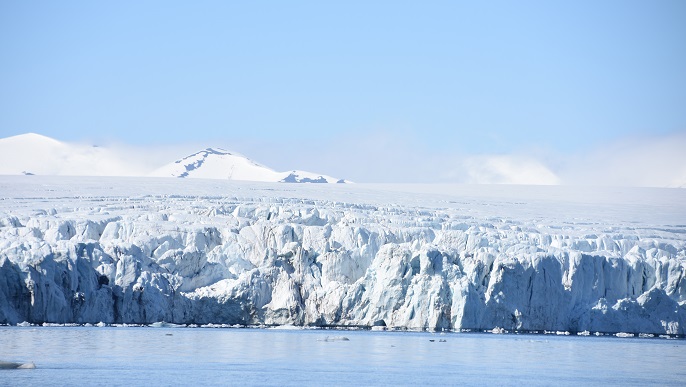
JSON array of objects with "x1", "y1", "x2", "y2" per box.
[
  {"x1": 175, "y1": 148, "x2": 233, "y2": 164},
  {"x1": 153, "y1": 149, "x2": 346, "y2": 183}
]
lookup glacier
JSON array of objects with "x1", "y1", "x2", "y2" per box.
[{"x1": 0, "y1": 176, "x2": 685, "y2": 335}]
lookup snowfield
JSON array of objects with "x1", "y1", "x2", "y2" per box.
[{"x1": 1, "y1": 176, "x2": 685, "y2": 334}]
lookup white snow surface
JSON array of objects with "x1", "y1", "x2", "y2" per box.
[{"x1": 0, "y1": 176, "x2": 685, "y2": 334}]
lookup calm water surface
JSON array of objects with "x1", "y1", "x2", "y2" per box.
[{"x1": 1, "y1": 327, "x2": 684, "y2": 386}]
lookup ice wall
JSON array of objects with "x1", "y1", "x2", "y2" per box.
[{"x1": 1, "y1": 191, "x2": 685, "y2": 334}]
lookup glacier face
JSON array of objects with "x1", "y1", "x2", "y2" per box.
[{"x1": 0, "y1": 177, "x2": 685, "y2": 334}]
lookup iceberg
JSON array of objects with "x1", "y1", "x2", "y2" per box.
[{"x1": 0, "y1": 177, "x2": 684, "y2": 335}]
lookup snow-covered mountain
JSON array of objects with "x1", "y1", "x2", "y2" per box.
[
  {"x1": 1, "y1": 176, "x2": 684, "y2": 335},
  {"x1": 150, "y1": 147, "x2": 347, "y2": 183},
  {"x1": 0, "y1": 133, "x2": 347, "y2": 183},
  {"x1": 0, "y1": 133, "x2": 148, "y2": 176}
]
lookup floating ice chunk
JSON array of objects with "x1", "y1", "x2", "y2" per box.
[
  {"x1": 150, "y1": 322, "x2": 186, "y2": 328},
  {"x1": 0, "y1": 361, "x2": 35, "y2": 369},
  {"x1": 317, "y1": 336, "x2": 350, "y2": 342}
]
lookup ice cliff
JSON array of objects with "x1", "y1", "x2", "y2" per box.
[{"x1": 1, "y1": 177, "x2": 685, "y2": 335}]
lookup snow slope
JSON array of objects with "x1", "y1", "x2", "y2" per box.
[
  {"x1": 150, "y1": 147, "x2": 346, "y2": 183},
  {"x1": 0, "y1": 176, "x2": 684, "y2": 334}
]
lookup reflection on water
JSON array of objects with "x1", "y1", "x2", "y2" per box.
[{"x1": 1, "y1": 327, "x2": 685, "y2": 386}]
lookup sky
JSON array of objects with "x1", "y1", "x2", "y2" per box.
[{"x1": 1, "y1": 1, "x2": 685, "y2": 185}]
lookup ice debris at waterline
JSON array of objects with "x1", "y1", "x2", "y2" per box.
[{"x1": 0, "y1": 177, "x2": 685, "y2": 335}]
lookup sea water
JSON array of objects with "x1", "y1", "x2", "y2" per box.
[{"x1": 1, "y1": 327, "x2": 684, "y2": 386}]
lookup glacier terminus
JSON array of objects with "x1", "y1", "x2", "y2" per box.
[{"x1": 0, "y1": 176, "x2": 684, "y2": 336}]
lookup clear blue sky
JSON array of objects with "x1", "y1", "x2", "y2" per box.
[{"x1": 1, "y1": 1, "x2": 685, "y2": 183}]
